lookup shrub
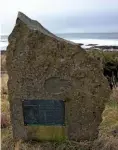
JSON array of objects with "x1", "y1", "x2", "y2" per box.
[{"x1": 87, "y1": 50, "x2": 118, "y2": 89}]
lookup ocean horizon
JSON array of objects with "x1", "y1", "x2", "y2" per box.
[{"x1": 0, "y1": 33, "x2": 118, "y2": 50}]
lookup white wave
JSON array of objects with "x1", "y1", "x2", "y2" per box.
[
  {"x1": 0, "y1": 39, "x2": 118, "y2": 50},
  {"x1": 0, "y1": 42, "x2": 8, "y2": 50},
  {"x1": 70, "y1": 39, "x2": 118, "y2": 46}
]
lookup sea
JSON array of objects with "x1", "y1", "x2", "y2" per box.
[{"x1": 0, "y1": 33, "x2": 118, "y2": 50}]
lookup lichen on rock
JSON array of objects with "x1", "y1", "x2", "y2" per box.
[{"x1": 6, "y1": 12, "x2": 110, "y2": 141}]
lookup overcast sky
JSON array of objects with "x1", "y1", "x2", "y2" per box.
[{"x1": 0, "y1": 0, "x2": 118, "y2": 34}]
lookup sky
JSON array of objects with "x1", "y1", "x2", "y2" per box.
[{"x1": 0, "y1": 0, "x2": 118, "y2": 34}]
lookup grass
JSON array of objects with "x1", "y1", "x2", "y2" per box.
[
  {"x1": 92, "y1": 88, "x2": 118, "y2": 150},
  {"x1": 100, "y1": 102, "x2": 118, "y2": 135},
  {"x1": 1, "y1": 73, "x2": 8, "y2": 95},
  {"x1": 87, "y1": 50, "x2": 118, "y2": 63},
  {"x1": 1, "y1": 47, "x2": 118, "y2": 149},
  {"x1": 1, "y1": 87, "x2": 118, "y2": 150},
  {"x1": 1, "y1": 66, "x2": 118, "y2": 149}
]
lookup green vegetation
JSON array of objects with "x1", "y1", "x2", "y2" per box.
[
  {"x1": 88, "y1": 50, "x2": 118, "y2": 88},
  {"x1": 1, "y1": 50, "x2": 118, "y2": 150},
  {"x1": 87, "y1": 50, "x2": 118, "y2": 62},
  {"x1": 1, "y1": 88, "x2": 118, "y2": 150}
]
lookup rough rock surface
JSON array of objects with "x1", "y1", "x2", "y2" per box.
[{"x1": 6, "y1": 12, "x2": 110, "y2": 141}]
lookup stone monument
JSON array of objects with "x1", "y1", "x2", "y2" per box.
[{"x1": 6, "y1": 12, "x2": 110, "y2": 142}]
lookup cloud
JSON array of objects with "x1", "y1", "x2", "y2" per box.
[{"x1": 0, "y1": 0, "x2": 118, "y2": 34}]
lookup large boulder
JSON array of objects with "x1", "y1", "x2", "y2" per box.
[{"x1": 6, "y1": 12, "x2": 110, "y2": 141}]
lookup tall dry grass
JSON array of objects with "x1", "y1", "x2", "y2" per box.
[
  {"x1": 1, "y1": 87, "x2": 118, "y2": 150},
  {"x1": 92, "y1": 87, "x2": 118, "y2": 150},
  {"x1": 1, "y1": 53, "x2": 118, "y2": 149},
  {"x1": 1, "y1": 73, "x2": 8, "y2": 95}
]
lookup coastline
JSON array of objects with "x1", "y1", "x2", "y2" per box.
[
  {"x1": 71, "y1": 39, "x2": 118, "y2": 50},
  {"x1": 0, "y1": 38, "x2": 118, "y2": 51}
]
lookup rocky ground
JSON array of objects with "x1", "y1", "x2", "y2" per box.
[{"x1": 85, "y1": 45, "x2": 118, "y2": 51}]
